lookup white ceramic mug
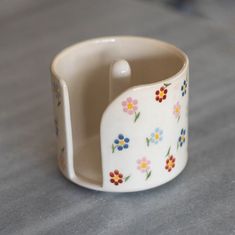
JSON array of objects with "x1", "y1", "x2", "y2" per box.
[{"x1": 50, "y1": 36, "x2": 189, "y2": 192}]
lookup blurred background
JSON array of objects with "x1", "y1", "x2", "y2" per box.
[{"x1": 0, "y1": 1, "x2": 235, "y2": 235}]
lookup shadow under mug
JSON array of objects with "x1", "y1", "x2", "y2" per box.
[{"x1": 50, "y1": 36, "x2": 189, "y2": 192}]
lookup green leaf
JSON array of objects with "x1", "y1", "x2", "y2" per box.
[
  {"x1": 146, "y1": 171, "x2": 152, "y2": 180},
  {"x1": 165, "y1": 147, "x2": 171, "y2": 157},
  {"x1": 163, "y1": 83, "x2": 171, "y2": 87},
  {"x1": 134, "y1": 112, "x2": 140, "y2": 122},
  {"x1": 177, "y1": 116, "x2": 180, "y2": 122},
  {"x1": 125, "y1": 175, "x2": 131, "y2": 182},
  {"x1": 112, "y1": 144, "x2": 116, "y2": 153},
  {"x1": 146, "y1": 138, "x2": 150, "y2": 147}
]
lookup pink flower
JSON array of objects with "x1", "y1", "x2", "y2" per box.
[
  {"x1": 137, "y1": 157, "x2": 152, "y2": 180},
  {"x1": 122, "y1": 97, "x2": 138, "y2": 115},
  {"x1": 173, "y1": 101, "x2": 181, "y2": 120},
  {"x1": 137, "y1": 157, "x2": 151, "y2": 173},
  {"x1": 122, "y1": 97, "x2": 140, "y2": 122}
]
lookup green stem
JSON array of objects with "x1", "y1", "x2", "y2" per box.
[
  {"x1": 112, "y1": 144, "x2": 116, "y2": 153},
  {"x1": 146, "y1": 137, "x2": 150, "y2": 147},
  {"x1": 134, "y1": 112, "x2": 140, "y2": 122},
  {"x1": 125, "y1": 175, "x2": 131, "y2": 182},
  {"x1": 177, "y1": 115, "x2": 180, "y2": 122},
  {"x1": 146, "y1": 170, "x2": 152, "y2": 180},
  {"x1": 165, "y1": 146, "x2": 171, "y2": 157}
]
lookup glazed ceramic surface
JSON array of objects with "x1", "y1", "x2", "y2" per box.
[{"x1": 51, "y1": 36, "x2": 189, "y2": 192}]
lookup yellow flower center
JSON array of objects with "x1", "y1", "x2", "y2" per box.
[
  {"x1": 119, "y1": 140, "x2": 125, "y2": 146},
  {"x1": 155, "y1": 133, "x2": 159, "y2": 140},
  {"x1": 113, "y1": 175, "x2": 120, "y2": 181},
  {"x1": 159, "y1": 91, "x2": 164, "y2": 98},
  {"x1": 168, "y1": 160, "x2": 174, "y2": 167},
  {"x1": 140, "y1": 162, "x2": 148, "y2": 169},
  {"x1": 127, "y1": 102, "x2": 133, "y2": 110},
  {"x1": 175, "y1": 106, "x2": 180, "y2": 113}
]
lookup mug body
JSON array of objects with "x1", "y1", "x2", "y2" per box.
[{"x1": 51, "y1": 36, "x2": 189, "y2": 192}]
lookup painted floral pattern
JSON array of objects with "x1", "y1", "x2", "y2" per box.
[
  {"x1": 137, "y1": 157, "x2": 152, "y2": 180},
  {"x1": 177, "y1": 128, "x2": 186, "y2": 149},
  {"x1": 155, "y1": 83, "x2": 171, "y2": 103},
  {"x1": 122, "y1": 97, "x2": 140, "y2": 122},
  {"x1": 164, "y1": 147, "x2": 176, "y2": 172},
  {"x1": 54, "y1": 64, "x2": 189, "y2": 187},
  {"x1": 112, "y1": 134, "x2": 130, "y2": 153},
  {"x1": 109, "y1": 170, "x2": 130, "y2": 185},
  {"x1": 173, "y1": 101, "x2": 181, "y2": 121},
  {"x1": 105, "y1": 80, "x2": 188, "y2": 186},
  {"x1": 165, "y1": 155, "x2": 176, "y2": 172},
  {"x1": 146, "y1": 128, "x2": 163, "y2": 146},
  {"x1": 181, "y1": 80, "x2": 187, "y2": 97}
]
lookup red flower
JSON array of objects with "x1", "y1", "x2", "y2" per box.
[
  {"x1": 155, "y1": 86, "x2": 168, "y2": 103},
  {"x1": 165, "y1": 155, "x2": 176, "y2": 172},
  {"x1": 109, "y1": 170, "x2": 123, "y2": 185}
]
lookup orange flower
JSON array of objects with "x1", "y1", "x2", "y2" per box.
[
  {"x1": 155, "y1": 86, "x2": 168, "y2": 103},
  {"x1": 109, "y1": 170, "x2": 123, "y2": 185},
  {"x1": 165, "y1": 155, "x2": 176, "y2": 172}
]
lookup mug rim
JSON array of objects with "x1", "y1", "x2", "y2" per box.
[{"x1": 51, "y1": 36, "x2": 189, "y2": 88}]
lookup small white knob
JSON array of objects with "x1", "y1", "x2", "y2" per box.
[{"x1": 109, "y1": 60, "x2": 131, "y2": 102}]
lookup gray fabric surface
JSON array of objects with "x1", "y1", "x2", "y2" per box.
[{"x1": 0, "y1": 0, "x2": 235, "y2": 234}]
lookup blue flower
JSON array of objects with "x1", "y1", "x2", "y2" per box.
[
  {"x1": 112, "y1": 134, "x2": 130, "y2": 152},
  {"x1": 181, "y1": 80, "x2": 187, "y2": 96},
  {"x1": 146, "y1": 128, "x2": 163, "y2": 146},
  {"x1": 178, "y1": 128, "x2": 186, "y2": 148}
]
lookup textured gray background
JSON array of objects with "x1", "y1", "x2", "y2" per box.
[{"x1": 0, "y1": 0, "x2": 235, "y2": 234}]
